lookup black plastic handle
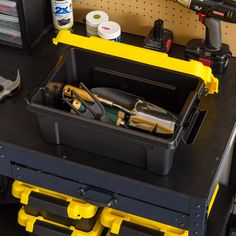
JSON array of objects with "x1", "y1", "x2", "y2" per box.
[
  {"x1": 33, "y1": 220, "x2": 72, "y2": 236},
  {"x1": 79, "y1": 188, "x2": 118, "y2": 208},
  {"x1": 205, "y1": 18, "x2": 222, "y2": 50},
  {"x1": 118, "y1": 221, "x2": 164, "y2": 236},
  {"x1": 182, "y1": 109, "x2": 207, "y2": 144}
]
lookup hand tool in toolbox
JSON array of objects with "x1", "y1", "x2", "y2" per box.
[
  {"x1": 144, "y1": 19, "x2": 173, "y2": 54},
  {"x1": 0, "y1": 69, "x2": 21, "y2": 102},
  {"x1": 12, "y1": 181, "x2": 99, "y2": 232},
  {"x1": 46, "y1": 81, "x2": 177, "y2": 134},
  {"x1": 173, "y1": 0, "x2": 236, "y2": 75}
]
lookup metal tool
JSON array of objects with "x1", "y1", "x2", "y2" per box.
[
  {"x1": 92, "y1": 87, "x2": 177, "y2": 134},
  {"x1": 44, "y1": 82, "x2": 177, "y2": 134},
  {"x1": 173, "y1": 0, "x2": 236, "y2": 74},
  {"x1": 0, "y1": 70, "x2": 21, "y2": 102}
]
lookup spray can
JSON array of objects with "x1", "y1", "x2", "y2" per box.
[{"x1": 51, "y1": 0, "x2": 74, "y2": 30}]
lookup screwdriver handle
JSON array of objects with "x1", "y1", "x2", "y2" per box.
[{"x1": 63, "y1": 85, "x2": 96, "y2": 102}]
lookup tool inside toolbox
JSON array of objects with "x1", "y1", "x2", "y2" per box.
[{"x1": 42, "y1": 80, "x2": 177, "y2": 136}]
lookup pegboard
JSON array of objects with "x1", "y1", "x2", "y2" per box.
[{"x1": 73, "y1": 0, "x2": 236, "y2": 55}]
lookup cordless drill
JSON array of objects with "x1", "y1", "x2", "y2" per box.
[{"x1": 173, "y1": 0, "x2": 236, "y2": 75}]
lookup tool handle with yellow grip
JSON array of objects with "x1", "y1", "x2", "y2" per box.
[{"x1": 63, "y1": 85, "x2": 96, "y2": 102}]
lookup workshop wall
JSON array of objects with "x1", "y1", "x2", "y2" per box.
[{"x1": 73, "y1": 0, "x2": 236, "y2": 55}]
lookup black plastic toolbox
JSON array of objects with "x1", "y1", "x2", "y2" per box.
[{"x1": 27, "y1": 47, "x2": 205, "y2": 175}]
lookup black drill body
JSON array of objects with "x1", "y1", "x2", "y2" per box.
[{"x1": 190, "y1": 0, "x2": 236, "y2": 22}]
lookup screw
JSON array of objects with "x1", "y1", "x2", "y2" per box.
[
  {"x1": 62, "y1": 155, "x2": 67, "y2": 159},
  {"x1": 195, "y1": 222, "x2": 199, "y2": 227},
  {"x1": 194, "y1": 231, "x2": 198, "y2": 235},
  {"x1": 107, "y1": 198, "x2": 118, "y2": 207},
  {"x1": 16, "y1": 167, "x2": 20, "y2": 171},
  {"x1": 195, "y1": 213, "x2": 200, "y2": 218},
  {"x1": 0, "y1": 145, "x2": 2, "y2": 149},
  {"x1": 195, "y1": 204, "x2": 201, "y2": 209},
  {"x1": 0, "y1": 154, "x2": 4, "y2": 158},
  {"x1": 78, "y1": 188, "x2": 85, "y2": 196},
  {"x1": 182, "y1": 214, "x2": 186, "y2": 218},
  {"x1": 180, "y1": 223, "x2": 184, "y2": 227}
]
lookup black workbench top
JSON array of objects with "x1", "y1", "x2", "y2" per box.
[{"x1": 0, "y1": 26, "x2": 236, "y2": 226}]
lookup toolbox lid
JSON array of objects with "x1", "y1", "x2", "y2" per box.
[
  {"x1": 100, "y1": 208, "x2": 188, "y2": 235},
  {"x1": 18, "y1": 207, "x2": 104, "y2": 236},
  {"x1": 53, "y1": 30, "x2": 218, "y2": 94},
  {"x1": 12, "y1": 181, "x2": 98, "y2": 219}
]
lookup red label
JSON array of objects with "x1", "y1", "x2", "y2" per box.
[
  {"x1": 165, "y1": 39, "x2": 172, "y2": 53},
  {"x1": 198, "y1": 57, "x2": 212, "y2": 67}
]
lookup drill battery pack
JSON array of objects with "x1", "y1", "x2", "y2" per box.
[{"x1": 185, "y1": 39, "x2": 232, "y2": 76}]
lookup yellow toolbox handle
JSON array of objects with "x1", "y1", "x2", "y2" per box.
[{"x1": 53, "y1": 30, "x2": 218, "y2": 94}]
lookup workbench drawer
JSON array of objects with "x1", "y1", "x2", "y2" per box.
[
  {"x1": 0, "y1": 0, "x2": 17, "y2": 17},
  {"x1": 0, "y1": 29, "x2": 21, "y2": 45},
  {"x1": 0, "y1": 13, "x2": 20, "y2": 31}
]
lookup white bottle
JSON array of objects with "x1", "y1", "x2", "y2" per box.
[{"x1": 51, "y1": 0, "x2": 74, "y2": 30}]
